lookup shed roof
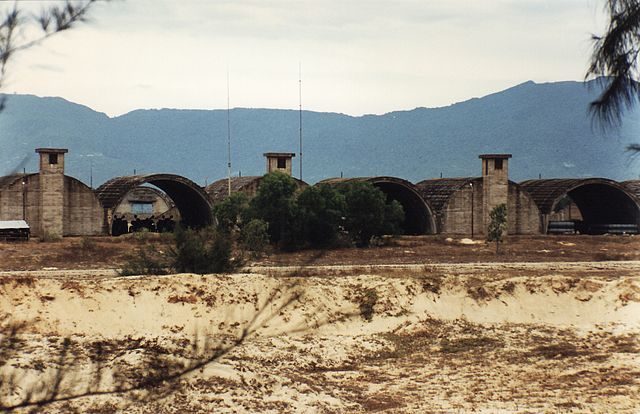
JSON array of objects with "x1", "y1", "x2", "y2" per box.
[
  {"x1": 479, "y1": 154, "x2": 512, "y2": 159},
  {"x1": 263, "y1": 152, "x2": 295, "y2": 157},
  {"x1": 0, "y1": 220, "x2": 29, "y2": 229},
  {"x1": 35, "y1": 148, "x2": 68, "y2": 154}
]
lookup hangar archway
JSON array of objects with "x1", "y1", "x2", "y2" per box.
[
  {"x1": 521, "y1": 178, "x2": 640, "y2": 234},
  {"x1": 319, "y1": 177, "x2": 436, "y2": 235},
  {"x1": 96, "y1": 174, "x2": 213, "y2": 234}
]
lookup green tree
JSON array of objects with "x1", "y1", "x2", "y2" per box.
[
  {"x1": 587, "y1": 0, "x2": 640, "y2": 142},
  {"x1": 382, "y1": 199, "x2": 405, "y2": 236},
  {"x1": 487, "y1": 204, "x2": 507, "y2": 254},
  {"x1": 338, "y1": 181, "x2": 404, "y2": 247},
  {"x1": 213, "y1": 192, "x2": 250, "y2": 234},
  {"x1": 297, "y1": 184, "x2": 347, "y2": 248},
  {"x1": 249, "y1": 172, "x2": 301, "y2": 248}
]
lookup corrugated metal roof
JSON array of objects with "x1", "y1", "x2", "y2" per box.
[
  {"x1": 96, "y1": 175, "x2": 147, "y2": 209},
  {"x1": 520, "y1": 178, "x2": 634, "y2": 214},
  {"x1": 318, "y1": 176, "x2": 418, "y2": 187},
  {"x1": 0, "y1": 220, "x2": 29, "y2": 229},
  {"x1": 205, "y1": 176, "x2": 263, "y2": 204},
  {"x1": 415, "y1": 177, "x2": 480, "y2": 216}
]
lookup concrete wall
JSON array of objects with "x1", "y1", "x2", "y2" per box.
[
  {"x1": 63, "y1": 176, "x2": 103, "y2": 236},
  {"x1": 0, "y1": 174, "x2": 103, "y2": 237},
  {"x1": 441, "y1": 182, "x2": 483, "y2": 235},
  {"x1": 507, "y1": 184, "x2": 541, "y2": 235},
  {"x1": 440, "y1": 181, "x2": 540, "y2": 235},
  {"x1": 0, "y1": 175, "x2": 41, "y2": 234}
]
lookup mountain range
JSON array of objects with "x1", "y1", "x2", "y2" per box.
[{"x1": 1, "y1": 79, "x2": 639, "y2": 187}]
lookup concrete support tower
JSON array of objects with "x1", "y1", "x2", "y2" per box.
[
  {"x1": 264, "y1": 152, "x2": 295, "y2": 176},
  {"x1": 480, "y1": 154, "x2": 512, "y2": 233},
  {"x1": 36, "y1": 148, "x2": 68, "y2": 238}
]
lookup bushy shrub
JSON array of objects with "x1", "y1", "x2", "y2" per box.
[
  {"x1": 487, "y1": 203, "x2": 507, "y2": 254},
  {"x1": 240, "y1": 219, "x2": 270, "y2": 257},
  {"x1": 40, "y1": 231, "x2": 61, "y2": 243},
  {"x1": 120, "y1": 247, "x2": 169, "y2": 276},
  {"x1": 359, "y1": 288, "x2": 378, "y2": 321},
  {"x1": 213, "y1": 192, "x2": 250, "y2": 234},
  {"x1": 172, "y1": 226, "x2": 235, "y2": 274}
]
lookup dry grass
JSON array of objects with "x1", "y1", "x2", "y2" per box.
[{"x1": 1, "y1": 234, "x2": 640, "y2": 272}]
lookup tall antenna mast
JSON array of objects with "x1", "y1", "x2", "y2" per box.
[
  {"x1": 227, "y1": 70, "x2": 232, "y2": 196},
  {"x1": 298, "y1": 62, "x2": 303, "y2": 181}
]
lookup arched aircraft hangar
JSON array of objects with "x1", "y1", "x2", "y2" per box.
[
  {"x1": 96, "y1": 174, "x2": 213, "y2": 234},
  {"x1": 520, "y1": 178, "x2": 640, "y2": 234},
  {"x1": 319, "y1": 176, "x2": 437, "y2": 235}
]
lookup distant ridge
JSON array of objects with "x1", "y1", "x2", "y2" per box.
[{"x1": 1, "y1": 79, "x2": 638, "y2": 187}]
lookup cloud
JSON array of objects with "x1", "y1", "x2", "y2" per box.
[
  {"x1": 6, "y1": 0, "x2": 607, "y2": 117},
  {"x1": 563, "y1": 162, "x2": 576, "y2": 168},
  {"x1": 29, "y1": 63, "x2": 64, "y2": 73}
]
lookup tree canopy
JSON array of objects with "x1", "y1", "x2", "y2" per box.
[{"x1": 587, "y1": 0, "x2": 640, "y2": 128}]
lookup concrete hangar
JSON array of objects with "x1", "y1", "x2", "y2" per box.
[{"x1": 0, "y1": 148, "x2": 639, "y2": 239}]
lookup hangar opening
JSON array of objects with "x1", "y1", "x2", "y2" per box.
[
  {"x1": 521, "y1": 179, "x2": 640, "y2": 234},
  {"x1": 96, "y1": 174, "x2": 213, "y2": 235},
  {"x1": 320, "y1": 177, "x2": 436, "y2": 235}
]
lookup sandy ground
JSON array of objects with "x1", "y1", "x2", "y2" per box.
[{"x1": 1, "y1": 261, "x2": 639, "y2": 413}]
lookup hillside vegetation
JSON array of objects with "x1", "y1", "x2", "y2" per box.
[{"x1": 1, "y1": 80, "x2": 638, "y2": 186}]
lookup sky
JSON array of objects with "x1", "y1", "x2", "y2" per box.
[{"x1": 4, "y1": 0, "x2": 607, "y2": 117}]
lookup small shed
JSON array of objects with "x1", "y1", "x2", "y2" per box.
[{"x1": 0, "y1": 220, "x2": 30, "y2": 241}]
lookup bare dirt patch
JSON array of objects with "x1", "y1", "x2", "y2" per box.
[{"x1": 1, "y1": 234, "x2": 640, "y2": 272}]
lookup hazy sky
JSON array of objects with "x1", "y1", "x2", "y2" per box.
[{"x1": 5, "y1": 0, "x2": 606, "y2": 117}]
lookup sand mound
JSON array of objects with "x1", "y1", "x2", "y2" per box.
[{"x1": 1, "y1": 267, "x2": 638, "y2": 412}]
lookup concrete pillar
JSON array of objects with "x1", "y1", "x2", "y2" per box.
[
  {"x1": 263, "y1": 152, "x2": 295, "y2": 176},
  {"x1": 480, "y1": 154, "x2": 512, "y2": 234},
  {"x1": 36, "y1": 148, "x2": 68, "y2": 238}
]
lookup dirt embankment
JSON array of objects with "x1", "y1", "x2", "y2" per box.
[{"x1": 1, "y1": 264, "x2": 639, "y2": 413}]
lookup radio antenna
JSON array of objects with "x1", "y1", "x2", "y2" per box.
[
  {"x1": 227, "y1": 70, "x2": 232, "y2": 196},
  {"x1": 298, "y1": 62, "x2": 303, "y2": 181}
]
